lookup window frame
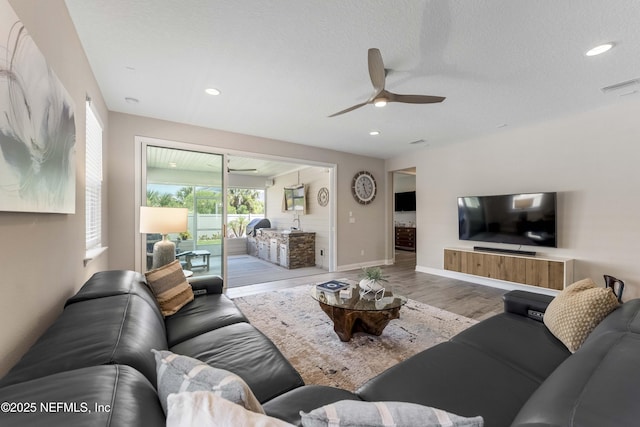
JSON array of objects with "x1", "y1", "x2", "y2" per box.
[{"x1": 84, "y1": 98, "x2": 105, "y2": 263}]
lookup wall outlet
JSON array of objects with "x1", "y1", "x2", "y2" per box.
[{"x1": 360, "y1": 249, "x2": 365, "y2": 256}]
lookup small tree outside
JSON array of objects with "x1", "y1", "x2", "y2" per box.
[
  {"x1": 228, "y1": 216, "x2": 248, "y2": 238},
  {"x1": 227, "y1": 188, "x2": 265, "y2": 238},
  {"x1": 227, "y1": 188, "x2": 264, "y2": 215}
]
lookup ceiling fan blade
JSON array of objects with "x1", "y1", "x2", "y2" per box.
[
  {"x1": 328, "y1": 101, "x2": 369, "y2": 117},
  {"x1": 386, "y1": 93, "x2": 446, "y2": 104},
  {"x1": 368, "y1": 48, "x2": 386, "y2": 92},
  {"x1": 227, "y1": 167, "x2": 257, "y2": 172}
]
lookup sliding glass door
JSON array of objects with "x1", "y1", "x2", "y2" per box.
[{"x1": 143, "y1": 144, "x2": 225, "y2": 277}]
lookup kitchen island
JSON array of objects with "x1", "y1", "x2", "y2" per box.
[{"x1": 247, "y1": 229, "x2": 316, "y2": 269}]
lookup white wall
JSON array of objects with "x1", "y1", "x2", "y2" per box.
[
  {"x1": 266, "y1": 166, "x2": 332, "y2": 268},
  {"x1": 387, "y1": 98, "x2": 640, "y2": 300},
  {"x1": 0, "y1": 0, "x2": 110, "y2": 376}
]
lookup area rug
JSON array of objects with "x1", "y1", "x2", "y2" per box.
[{"x1": 233, "y1": 285, "x2": 477, "y2": 391}]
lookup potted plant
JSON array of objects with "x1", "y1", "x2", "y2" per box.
[{"x1": 359, "y1": 266, "x2": 389, "y2": 294}]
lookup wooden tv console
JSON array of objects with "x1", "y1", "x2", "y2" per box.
[{"x1": 444, "y1": 248, "x2": 574, "y2": 290}]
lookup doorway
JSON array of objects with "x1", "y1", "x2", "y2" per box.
[
  {"x1": 225, "y1": 155, "x2": 336, "y2": 288},
  {"x1": 392, "y1": 169, "x2": 417, "y2": 268},
  {"x1": 135, "y1": 137, "x2": 337, "y2": 288}
]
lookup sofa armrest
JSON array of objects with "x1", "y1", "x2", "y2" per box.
[
  {"x1": 188, "y1": 275, "x2": 223, "y2": 295},
  {"x1": 503, "y1": 290, "x2": 555, "y2": 322}
]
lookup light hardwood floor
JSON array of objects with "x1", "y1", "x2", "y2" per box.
[{"x1": 226, "y1": 250, "x2": 506, "y2": 321}]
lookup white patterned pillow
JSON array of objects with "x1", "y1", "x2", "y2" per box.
[
  {"x1": 152, "y1": 349, "x2": 264, "y2": 415},
  {"x1": 300, "y1": 400, "x2": 483, "y2": 427},
  {"x1": 167, "y1": 392, "x2": 294, "y2": 427},
  {"x1": 544, "y1": 278, "x2": 620, "y2": 352}
]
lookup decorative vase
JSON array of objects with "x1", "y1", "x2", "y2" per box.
[
  {"x1": 359, "y1": 278, "x2": 384, "y2": 292},
  {"x1": 359, "y1": 279, "x2": 385, "y2": 300}
]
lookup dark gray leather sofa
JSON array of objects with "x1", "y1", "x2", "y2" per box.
[
  {"x1": 357, "y1": 290, "x2": 640, "y2": 426},
  {"x1": 1, "y1": 271, "x2": 639, "y2": 426},
  {"x1": 0, "y1": 270, "x2": 355, "y2": 426}
]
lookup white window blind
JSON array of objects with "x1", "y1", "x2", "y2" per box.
[{"x1": 85, "y1": 100, "x2": 103, "y2": 250}]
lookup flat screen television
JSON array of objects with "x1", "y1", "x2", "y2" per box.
[
  {"x1": 458, "y1": 192, "x2": 557, "y2": 248},
  {"x1": 395, "y1": 191, "x2": 416, "y2": 211}
]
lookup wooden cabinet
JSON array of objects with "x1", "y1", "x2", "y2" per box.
[
  {"x1": 444, "y1": 248, "x2": 573, "y2": 290},
  {"x1": 395, "y1": 227, "x2": 416, "y2": 251}
]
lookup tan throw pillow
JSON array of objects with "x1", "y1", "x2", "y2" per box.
[
  {"x1": 544, "y1": 278, "x2": 620, "y2": 353},
  {"x1": 145, "y1": 260, "x2": 194, "y2": 316}
]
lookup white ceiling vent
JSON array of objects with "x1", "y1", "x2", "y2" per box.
[{"x1": 601, "y1": 78, "x2": 640, "y2": 94}]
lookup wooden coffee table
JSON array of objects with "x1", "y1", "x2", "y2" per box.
[{"x1": 310, "y1": 279, "x2": 407, "y2": 342}]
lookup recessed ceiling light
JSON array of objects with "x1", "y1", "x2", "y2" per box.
[
  {"x1": 125, "y1": 97, "x2": 139, "y2": 104},
  {"x1": 168, "y1": 162, "x2": 177, "y2": 168},
  {"x1": 369, "y1": 130, "x2": 380, "y2": 136},
  {"x1": 205, "y1": 88, "x2": 221, "y2": 96},
  {"x1": 586, "y1": 43, "x2": 614, "y2": 57}
]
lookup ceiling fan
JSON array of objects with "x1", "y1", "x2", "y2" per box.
[
  {"x1": 227, "y1": 167, "x2": 257, "y2": 173},
  {"x1": 227, "y1": 159, "x2": 257, "y2": 174},
  {"x1": 329, "y1": 48, "x2": 445, "y2": 117}
]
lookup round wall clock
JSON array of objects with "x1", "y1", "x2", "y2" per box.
[
  {"x1": 351, "y1": 171, "x2": 377, "y2": 204},
  {"x1": 317, "y1": 187, "x2": 329, "y2": 207}
]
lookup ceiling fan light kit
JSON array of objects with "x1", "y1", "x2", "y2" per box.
[
  {"x1": 329, "y1": 48, "x2": 445, "y2": 117},
  {"x1": 374, "y1": 98, "x2": 387, "y2": 107}
]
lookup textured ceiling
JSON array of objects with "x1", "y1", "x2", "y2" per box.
[{"x1": 65, "y1": 0, "x2": 640, "y2": 159}]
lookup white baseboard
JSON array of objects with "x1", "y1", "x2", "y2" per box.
[
  {"x1": 415, "y1": 265, "x2": 559, "y2": 296},
  {"x1": 337, "y1": 259, "x2": 389, "y2": 272}
]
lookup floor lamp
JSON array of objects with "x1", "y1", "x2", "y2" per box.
[{"x1": 140, "y1": 206, "x2": 188, "y2": 270}]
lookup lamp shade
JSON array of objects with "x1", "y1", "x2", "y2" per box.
[{"x1": 139, "y1": 206, "x2": 188, "y2": 234}]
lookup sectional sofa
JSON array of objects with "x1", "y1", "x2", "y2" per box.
[{"x1": 1, "y1": 270, "x2": 639, "y2": 426}]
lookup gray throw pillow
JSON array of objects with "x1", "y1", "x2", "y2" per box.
[
  {"x1": 300, "y1": 400, "x2": 483, "y2": 427},
  {"x1": 152, "y1": 349, "x2": 264, "y2": 415}
]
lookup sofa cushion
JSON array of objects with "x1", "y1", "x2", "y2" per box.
[
  {"x1": 263, "y1": 385, "x2": 360, "y2": 426},
  {"x1": 583, "y1": 298, "x2": 640, "y2": 343},
  {"x1": 166, "y1": 391, "x2": 294, "y2": 427},
  {"x1": 187, "y1": 274, "x2": 224, "y2": 295},
  {"x1": 301, "y1": 400, "x2": 483, "y2": 427},
  {"x1": 170, "y1": 322, "x2": 304, "y2": 402},
  {"x1": 0, "y1": 293, "x2": 167, "y2": 388},
  {"x1": 152, "y1": 349, "x2": 264, "y2": 415},
  {"x1": 145, "y1": 260, "x2": 194, "y2": 316},
  {"x1": 512, "y1": 330, "x2": 640, "y2": 427},
  {"x1": 0, "y1": 365, "x2": 165, "y2": 427},
  {"x1": 544, "y1": 278, "x2": 619, "y2": 352},
  {"x1": 452, "y1": 312, "x2": 570, "y2": 382},
  {"x1": 165, "y1": 293, "x2": 248, "y2": 346},
  {"x1": 356, "y1": 341, "x2": 541, "y2": 427},
  {"x1": 65, "y1": 270, "x2": 162, "y2": 319}
]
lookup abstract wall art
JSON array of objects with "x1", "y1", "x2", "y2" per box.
[{"x1": 0, "y1": 0, "x2": 76, "y2": 214}]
